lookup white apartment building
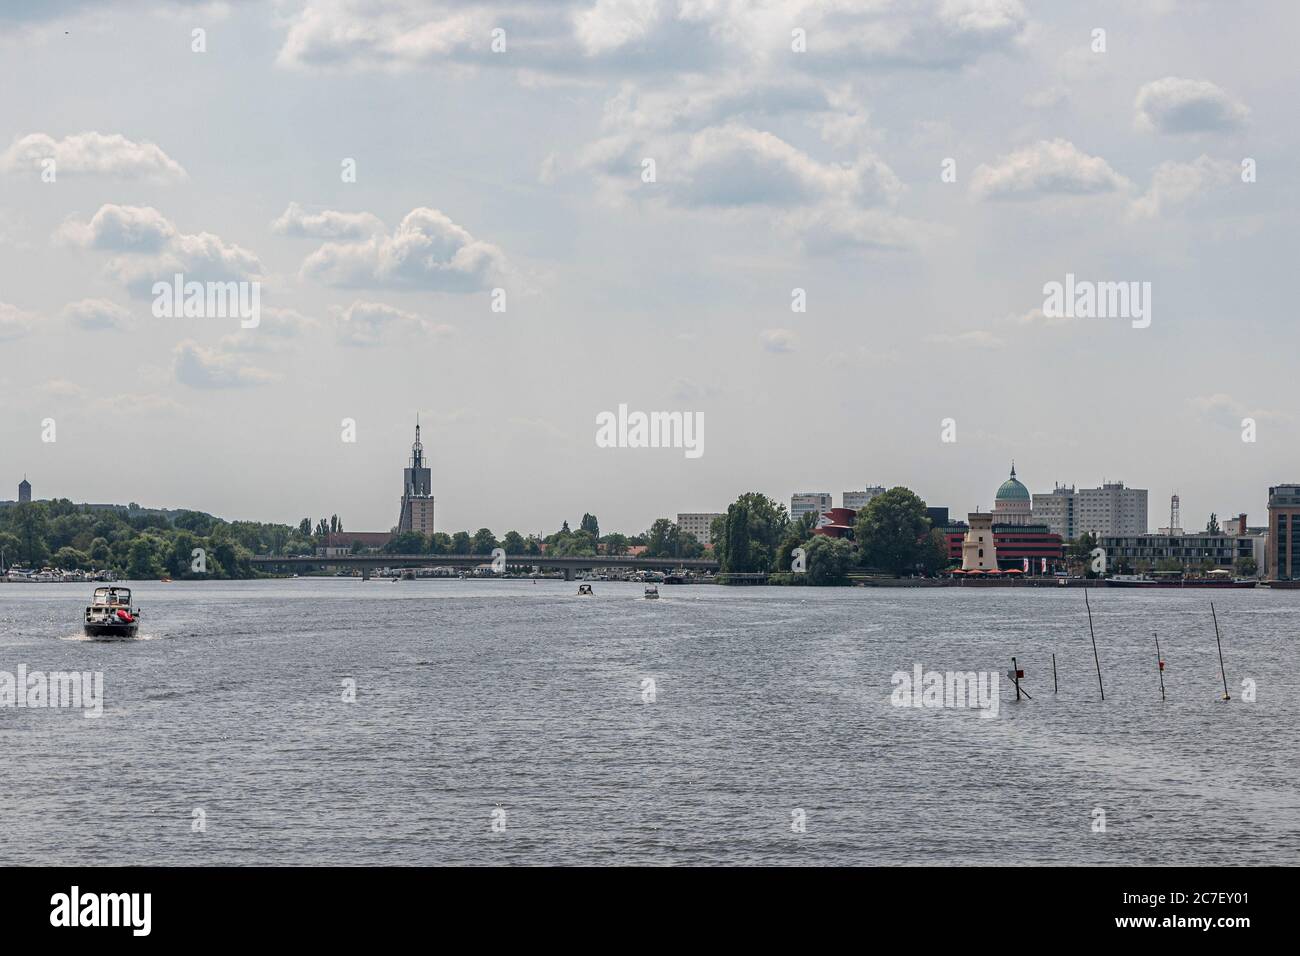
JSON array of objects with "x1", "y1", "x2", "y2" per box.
[
  {"x1": 1034, "y1": 481, "x2": 1147, "y2": 539},
  {"x1": 676, "y1": 512, "x2": 724, "y2": 543},
  {"x1": 843, "y1": 486, "x2": 886, "y2": 511},
  {"x1": 1032, "y1": 484, "x2": 1076, "y2": 539},
  {"x1": 791, "y1": 493, "x2": 833, "y2": 522}
]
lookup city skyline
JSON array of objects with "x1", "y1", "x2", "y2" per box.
[
  {"x1": 3, "y1": 2, "x2": 1296, "y2": 535},
  {"x1": 1, "y1": 446, "x2": 1278, "y2": 540}
]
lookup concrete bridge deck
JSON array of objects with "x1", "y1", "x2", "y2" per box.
[{"x1": 251, "y1": 553, "x2": 719, "y2": 580}]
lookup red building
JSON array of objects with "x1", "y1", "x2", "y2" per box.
[
  {"x1": 942, "y1": 523, "x2": 1064, "y2": 571},
  {"x1": 812, "y1": 507, "x2": 857, "y2": 539}
]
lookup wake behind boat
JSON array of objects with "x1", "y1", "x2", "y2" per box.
[{"x1": 83, "y1": 586, "x2": 141, "y2": 639}]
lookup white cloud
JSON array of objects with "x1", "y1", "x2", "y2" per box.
[
  {"x1": 1188, "y1": 393, "x2": 1285, "y2": 429},
  {"x1": 0, "y1": 301, "x2": 37, "y2": 340},
  {"x1": 970, "y1": 139, "x2": 1132, "y2": 200},
  {"x1": 301, "y1": 207, "x2": 504, "y2": 291},
  {"x1": 271, "y1": 202, "x2": 384, "y2": 239},
  {"x1": 760, "y1": 328, "x2": 797, "y2": 353},
  {"x1": 57, "y1": 204, "x2": 263, "y2": 296},
  {"x1": 0, "y1": 131, "x2": 186, "y2": 181},
  {"x1": 925, "y1": 330, "x2": 1003, "y2": 349},
  {"x1": 332, "y1": 299, "x2": 455, "y2": 347},
  {"x1": 61, "y1": 297, "x2": 131, "y2": 330},
  {"x1": 275, "y1": 0, "x2": 1028, "y2": 76},
  {"x1": 1128, "y1": 155, "x2": 1239, "y2": 220},
  {"x1": 1134, "y1": 77, "x2": 1249, "y2": 134},
  {"x1": 173, "y1": 340, "x2": 277, "y2": 389}
]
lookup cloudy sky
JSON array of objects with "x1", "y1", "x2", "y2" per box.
[{"x1": 1, "y1": 0, "x2": 1295, "y2": 535}]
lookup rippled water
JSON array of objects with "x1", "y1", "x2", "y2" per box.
[{"x1": 1, "y1": 579, "x2": 1297, "y2": 865}]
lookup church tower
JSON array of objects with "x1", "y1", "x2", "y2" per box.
[{"x1": 397, "y1": 418, "x2": 435, "y2": 533}]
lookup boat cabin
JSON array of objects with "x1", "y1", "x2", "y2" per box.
[{"x1": 91, "y1": 586, "x2": 132, "y2": 607}]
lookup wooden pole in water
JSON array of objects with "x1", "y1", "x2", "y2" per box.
[
  {"x1": 1155, "y1": 632, "x2": 1166, "y2": 702},
  {"x1": 1052, "y1": 653, "x2": 1058, "y2": 694},
  {"x1": 1211, "y1": 602, "x2": 1231, "y2": 700},
  {"x1": 1012, "y1": 656, "x2": 1021, "y2": 701},
  {"x1": 1084, "y1": 588, "x2": 1104, "y2": 701}
]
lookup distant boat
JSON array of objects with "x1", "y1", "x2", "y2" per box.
[
  {"x1": 578, "y1": 583, "x2": 594, "y2": 596},
  {"x1": 644, "y1": 585, "x2": 660, "y2": 599},
  {"x1": 1106, "y1": 573, "x2": 1256, "y2": 589},
  {"x1": 83, "y1": 586, "x2": 140, "y2": 640}
]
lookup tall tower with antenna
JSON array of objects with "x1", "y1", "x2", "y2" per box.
[
  {"x1": 397, "y1": 416, "x2": 435, "y2": 534},
  {"x1": 1159, "y1": 493, "x2": 1183, "y2": 536}
]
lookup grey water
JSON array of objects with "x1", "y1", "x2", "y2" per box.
[{"x1": 1, "y1": 579, "x2": 1297, "y2": 866}]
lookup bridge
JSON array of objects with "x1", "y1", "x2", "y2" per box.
[{"x1": 250, "y1": 553, "x2": 720, "y2": 580}]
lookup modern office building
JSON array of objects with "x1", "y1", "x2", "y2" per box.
[
  {"x1": 1032, "y1": 484, "x2": 1076, "y2": 539},
  {"x1": 1267, "y1": 484, "x2": 1300, "y2": 580},
  {"x1": 397, "y1": 419, "x2": 435, "y2": 534},
  {"x1": 925, "y1": 506, "x2": 949, "y2": 528},
  {"x1": 1100, "y1": 532, "x2": 1264, "y2": 573},
  {"x1": 992, "y1": 464, "x2": 1033, "y2": 525},
  {"x1": 842, "y1": 486, "x2": 886, "y2": 511},
  {"x1": 791, "y1": 492, "x2": 833, "y2": 522},
  {"x1": 676, "y1": 512, "x2": 723, "y2": 543},
  {"x1": 18, "y1": 477, "x2": 31, "y2": 503}
]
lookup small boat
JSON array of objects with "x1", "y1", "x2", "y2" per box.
[
  {"x1": 577, "y1": 583, "x2": 594, "y2": 595},
  {"x1": 83, "y1": 586, "x2": 141, "y2": 640},
  {"x1": 644, "y1": 585, "x2": 659, "y2": 600}
]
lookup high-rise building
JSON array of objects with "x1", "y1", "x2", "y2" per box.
[
  {"x1": 676, "y1": 513, "x2": 723, "y2": 544},
  {"x1": 842, "y1": 486, "x2": 886, "y2": 510},
  {"x1": 1267, "y1": 484, "x2": 1300, "y2": 581},
  {"x1": 791, "y1": 492, "x2": 832, "y2": 522},
  {"x1": 18, "y1": 477, "x2": 31, "y2": 503},
  {"x1": 1032, "y1": 480, "x2": 1146, "y2": 539},
  {"x1": 397, "y1": 419, "x2": 435, "y2": 534},
  {"x1": 992, "y1": 463, "x2": 1033, "y2": 525},
  {"x1": 1032, "y1": 484, "x2": 1076, "y2": 539}
]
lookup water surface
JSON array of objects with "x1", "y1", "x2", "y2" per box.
[{"x1": 2, "y1": 579, "x2": 1296, "y2": 865}]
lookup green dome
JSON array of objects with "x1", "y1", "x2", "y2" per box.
[{"x1": 995, "y1": 465, "x2": 1030, "y2": 501}]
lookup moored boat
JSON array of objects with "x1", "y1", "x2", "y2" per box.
[
  {"x1": 1105, "y1": 573, "x2": 1257, "y2": 589},
  {"x1": 83, "y1": 586, "x2": 141, "y2": 639}
]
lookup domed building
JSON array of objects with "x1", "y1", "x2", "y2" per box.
[{"x1": 993, "y1": 463, "x2": 1033, "y2": 526}]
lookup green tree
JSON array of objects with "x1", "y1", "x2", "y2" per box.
[
  {"x1": 602, "y1": 532, "x2": 629, "y2": 556},
  {"x1": 716, "y1": 493, "x2": 789, "y2": 575},
  {"x1": 501, "y1": 530, "x2": 526, "y2": 554},
  {"x1": 854, "y1": 487, "x2": 931, "y2": 576},
  {"x1": 10, "y1": 502, "x2": 50, "y2": 566},
  {"x1": 1236, "y1": 556, "x2": 1258, "y2": 577},
  {"x1": 776, "y1": 512, "x2": 818, "y2": 573},
  {"x1": 471, "y1": 528, "x2": 498, "y2": 554},
  {"x1": 1206, "y1": 512, "x2": 1220, "y2": 534},
  {"x1": 127, "y1": 538, "x2": 158, "y2": 579},
  {"x1": 384, "y1": 531, "x2": 426, "y2": 554},
  {"x1": 803, "y1": 535, "x2": 854, "y2": 585},
  {"x1": 919, "y1": 528, "x2": 952, "y2": 575},
  {"x1": 427, "y1": 532, "x2": 452, "y2": 555},
  {"x1": 580, "y1": 513, "x2": 599, "y2": 538},
  {"x1": 451, "y1": 531, "x2": 472, "y2": 555},
  {"x1": 53, "y1": 546, "x2": 89, "y2": 570}
]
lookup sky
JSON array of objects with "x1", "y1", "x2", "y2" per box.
[{"x1": 1, "y1": 0, "x2": 1296, "y2": 536}]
